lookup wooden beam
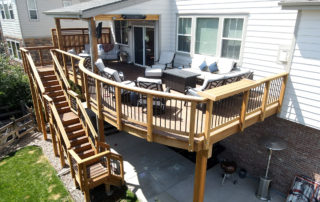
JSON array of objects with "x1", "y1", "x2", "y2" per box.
[
  {"x1": 193, "y1": 150, "x2": 208, "y2": 202},
  {"x1": 239, "y1": 90, "x2": 250, "y2": 132},
  {"x1": 203, "y1": 100, "x2": 213, "y2": 150},
  {"x1": 89, "y1": 17, "x2": 99, "y2": 73},
  {"x1": 277, "y1": 74, "x2": 289, "y2": 113},
  {"x1": 95, "y1": 14, "x2": 159, "y2": 21},
  {"x1": 260, "y1": 81, "x2": 271, "y2": 121},
  {"x1": 54, "y1": 18, "x2": 64, "y2": 51}
]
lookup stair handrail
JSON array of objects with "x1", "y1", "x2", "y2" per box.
[
  {"x1": 20, "y1": 48, "x2": 46, "y2": 93},
  {"x1": 50, "y1": 50, "x2": 71, "y2": 91},
  {"x1": 44, "y1": 94, "x2": 71, "y2": 149},
  {"x1": 75, "y1": 92, "x2": 99, "y2": 153}
]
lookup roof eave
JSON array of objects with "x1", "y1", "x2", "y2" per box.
[{"x1": 279, "y1": 1, "x2": 320, "y2": 10}]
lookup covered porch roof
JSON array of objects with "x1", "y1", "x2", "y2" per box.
[{"x1": 43, "y1": 0, "x2": 152, "y2": 18}]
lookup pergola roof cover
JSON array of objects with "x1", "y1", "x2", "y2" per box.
[{"x1": 43, "y1": 0, "x2": 150, "y2": 18}]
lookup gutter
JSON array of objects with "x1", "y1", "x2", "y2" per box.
[{"x1": 279, "y1": 1, "x2": 320, "y2": 6}]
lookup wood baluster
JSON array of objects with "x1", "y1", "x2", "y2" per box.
[
  {"x1": 84, "y1": 74, "x2": 90, "y2": 109},
  {"x1": 147, "y1": 94, "x2": 153, "y2": 142},
  {"x1": 71, "y1": 57, "x2": 78, "y2": 85}
]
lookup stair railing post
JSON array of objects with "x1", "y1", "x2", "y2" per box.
[
  {"x1": 239, "y1": 90, "x2": 250, "y2": 132},
  {"x1": 147, "y1": 94, "x2": 153, "y2": 142},
  {"x1": 260, "y1": 81, "x2": 271, "y2": 122},
  {"x1": 188, "y1": 101, "x2": 197, "y2": 152},
  {"x1": 277, "y1": 74, "x2": 289, "y2": 113},
  {"x1": 204, "y1": 100, "x2": 213, "y2": 150},
  {"x1": 115, "y1": 86, "x2": 122, "y2": 131},
  {"x1": 95, "y1": 79, "x2": 105, "y2": 144},
  {"x1": 71, "y1": 57, "x2": 78, "y2": 85}
]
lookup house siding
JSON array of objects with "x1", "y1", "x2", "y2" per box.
[
  {"x1": 280, "y1": 10, "x2": 320, "y2": 130},
  {"x1": 0, "y1": 0, "x2": 22, "y2": 39},
  {"x1": 172, "y1": 0, "x2": 297, "y2": 80},
  {"x1": 16, "y1": 0, "x2": 108, "y2": 39}
]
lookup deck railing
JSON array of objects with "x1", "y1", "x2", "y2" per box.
[{"x1": 22, "y1": 47, "x2": 289, "y2": 154}]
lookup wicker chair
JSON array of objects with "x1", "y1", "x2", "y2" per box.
[{"x1": 134, "y1": 77, "x2": 171, "y2": 115}]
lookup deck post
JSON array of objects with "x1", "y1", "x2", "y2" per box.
[
  {"x1": 239, "y1": 90, "x2": 250, "y2": 132},
  {"x1": 193, "y1": 150, "x2": 209, "y2": 202},
  {"x1": 277, "y1": 74, "x2": 289, "y2": 113},
  {"x1": 147, "y1": 94, "x2": 153, "y2": 142},
  {"x1": 115, "y1": 87, "x2": 123, "y2": 131},
  {"x1": 260, "y1": 81, "x2": 271, "y2": 121},
  {"x1": 54, "y1": 18, "x2": 64, "y2": 51},
  {"x1": 188, "y1": 101, "x2": 197, "y2": 151},
  {"x1": 204, "y1": 100, "x2": 213, "y2": 150},
  {"x1": 88, "y1": 17, "x2": 98, "y2": 73}
]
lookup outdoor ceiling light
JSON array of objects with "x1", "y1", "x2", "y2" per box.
[
  {"x1": 112, "y1": 17, "x2": 116, "y2": 20},
  {"x1": 122, "y1": 15, "x2": 146, "y2": 19}
]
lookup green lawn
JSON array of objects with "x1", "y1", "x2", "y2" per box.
[{"x1": 0, "y1": 146, "x2": 72, "y2": 202}]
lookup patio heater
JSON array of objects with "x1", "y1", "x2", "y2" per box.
[{"x1": 256, "y1": 136, "x2": 287, "y2": 201}]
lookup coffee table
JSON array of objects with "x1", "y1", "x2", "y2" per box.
[{"x1": 163, "y1": 69, "x2": 200, "y2": 93}]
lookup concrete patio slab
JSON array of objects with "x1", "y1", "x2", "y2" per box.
[
  {"x1": 105, "y1": 131, "x2": 145, "y2": 153},
  {"x1": 120, "y1": 141, "x2": 178, "y2": 180},
  {"x1": 166, "y1": 165, "x2": 285, "y2": 202},
  {"x1": 147, "y1": 191, "x2": 177, "y2": 202}
]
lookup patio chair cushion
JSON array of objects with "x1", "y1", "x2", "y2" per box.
[
  {"x1": 218, "y1": 58, "x2": 235, "y2": 74},
  {"x1": 191, "y1": 55, "x2": 206, "y2": 69},
  {"x1": 145, "y1": 68, "x2": 163, "y2": 77},
  {"x1": 158, "y1": 51, "x2": 175, "y2": 64},
  {"x1": 103, "y1": 67, "x2": 121, "y2": 82},
  {"x1": 205, "y1": 56, "x2": 218, "y2": 67},
  {"x1": 95, "y1": 59, "x2": 105, "y2": 72},
  {"x1": 67, "y1": 49, "x2": 76, "y2": 55},
  {"x1": 198, "y1": 74, "x2": 226, "y2": 91},
  {"x1": 151, "y1": 64, "x2": 166, "y2": 70},
  {"x1": 137, "y1": 77, "x2": 162, "y2": 84}
]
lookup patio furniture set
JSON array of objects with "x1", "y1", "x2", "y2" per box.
[{"x1": 93, "y1": 50, "x2": 253, "y2": 115}]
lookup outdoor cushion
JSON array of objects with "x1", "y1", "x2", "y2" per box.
[
  {"x1": 199, "y1": 61, "x2": 207, "y2": 71},
  {"x1": 102, "y1": 67, "x2": 121, "y2": 82},
  {"x1": 95, "y1": 59, "x2": 105, "y2": 72},
  {"x1": 152, "y1": 64, "x2": 166, "y2": 70},
  {"x1": 67, "y1": 49, "x2": 76, "y2": 55},
  {"x1": 137, "y1": 77, "x2": 162, "y2": 84},
  {"x1": 191, "y1": 55, "x2": 206, "y2": 69},
  {"x1": 199, "y1": 74, "x2": 226, "y2": 91},
  {"x1": 218, "y1": 58, "x2": 235, "y2": 74},
  {"x1": 186, "y1": 88, "x2": 200, "y2": 97},
  {"x1": 145, "y1": 68, "x2": 162, "y2": 77},
  {"x1": 158, "y1": 51, "x2": 175, "y2": 64},
  {"x1": 208, "y1": 62, "x2": 219, "y2": 74},
  {"x1": 205, "y1": 56, "x2": 218, "y2": 67}
]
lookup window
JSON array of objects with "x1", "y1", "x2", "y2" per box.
[
  {"x1": 27, "y1": 0, "x2": 38, "y2": 20},
  {"x1": 195, "y1": 18, "x2": 219, "y2": 56},
  {"x1": 7, "y1": 40, "x2": 21, "y2": 60},
  {"x1": 1, "y1": 1, "x2": 14, "y2": 19},
  {"x1": 115, "y1": 20, "x2": 128, "y2": 45},
  {"x1": 221, "y1": 18, "x2": 244, "y2": 60},
  {"x1": 177, "y1": 18, "x2": 192, "y2": 53},
  {"x1": 63, "y1": 1, "x2": 71, "y2": 7},
  {"x1": 176, "y1": 16, "x2": 245, "y2": 62}
]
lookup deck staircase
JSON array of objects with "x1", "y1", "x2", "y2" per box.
[{"x1": 37, "y1": 68, "x2": 124, "y2": 201}]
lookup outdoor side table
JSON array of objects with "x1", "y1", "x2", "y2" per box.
[{"x1": 163, "y1": 69, "x2": 200, "y2": 93}]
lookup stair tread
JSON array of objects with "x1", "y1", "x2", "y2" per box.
[
  {"x1": 69, "y1": 135, "x2": 88, "y2": 143},
  {"x1": 57, "y1": 106, "x2": 70, "y2": 110},
  {"x1": 47, "y1": 90, "x2": 63, "y2": 94},
  {"x1": 71, "y1": 142, "x2": 91, "y2": 150},
  {"x1": 59, "y1": 112, "x2": 78, "y2": 122},
  {"x1": 77, "y1": 149, "x2": 94, "y2": 156},
  {"x1": 52, "y1": 96, "x2": 66, "y2": 101},
  {"x1": 45, "y1": 85, "x2": 61, "y2": 88},
  {"x1": 64, "y1": 123, "x2": 82, "y2": 129},
  {"x1": 67, "y1": 129, "x2": 85, "y2": 135}
]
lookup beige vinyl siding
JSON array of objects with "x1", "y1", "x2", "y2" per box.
[
  {"x1": 0, "y1": 0, "x2": 22, "y2": 38},
  {"x1": 172, "y1": 0, "x2": 297, "y2": 80},
  {"x1": 16, "y1": 0, "x2": 107, "y2": 39},
  {"x1": 280, "y1": 10, "x2": 320, "y2": 129}
]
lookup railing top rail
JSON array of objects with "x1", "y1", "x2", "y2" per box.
[
  {"x1": 21, "y1": 46, "x2": 56, "y2": 51},
  {"x1": 198, "y1": 72, "x2": 289, "y2": 101},
  {"x1": 25, "y1": 53, "x2": 46, "y2": 93},
  {"x1": 52, "y1": 49, "x2": 84, "y2": 61},
  {"x1": 50, "y1": 50, "x2": 71, "y2": 90}
]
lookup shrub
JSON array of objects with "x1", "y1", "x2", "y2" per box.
[{"x1": 0, "y1": 43, "x2": 32, "y2": 111}]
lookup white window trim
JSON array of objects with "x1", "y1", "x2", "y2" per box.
[
  {"x1": 7, "y1": 39, "x2": 21, "y2": 61},
  {"x1": 115, "y1": 20, "x2": 129, "y2": 46},
  {"x1": 26, "y1": 0, "x2": 39, "y2": 21},
  {"x1": 176, "y1": 14, "x2": 248, "y2": 65},
  {"x1": 176, "y1": 17, "x2": 193, "y2": 54},
  {"x1": 1, "y1": 0, "x2": 14, "y2": 20}
]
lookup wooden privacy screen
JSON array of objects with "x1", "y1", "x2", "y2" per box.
[{"x1": 51, "y1": 27, "x2": 111, "y2": 53}]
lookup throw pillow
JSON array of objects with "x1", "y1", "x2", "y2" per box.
[
  {"x1": 218, "y1": 58, "x2": 235, "y2": 74},
  {"x1": 208, "y1": 62, "x2": 219, "y2": 74},
  {"x1": 199, "y1": 61, "x2": 207, "y2": 71}
]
